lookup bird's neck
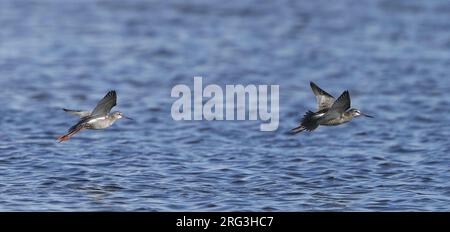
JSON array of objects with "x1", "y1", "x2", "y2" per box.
[{"x1": 107, "y1": 114, "x2": 119, "y2": 122}]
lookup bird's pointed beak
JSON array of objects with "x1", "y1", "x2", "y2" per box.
[
  {"x1": 123, "y1": 115, "x2": 133, "y2": 120},
  {"x1": 361, "y1": 112, "x2": 374, "y2": 118}
]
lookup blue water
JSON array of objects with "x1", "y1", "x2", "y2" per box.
[{"x1": 0, "y1": 0, "x2": 450, "y2": 211}]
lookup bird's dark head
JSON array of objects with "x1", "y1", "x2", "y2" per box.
[
  {"x1": 111, "y1": 111, "x2": 133, "y2": 120},
  {"x1": 348, "y1": 108, "x2": 373, "y2": 118}
]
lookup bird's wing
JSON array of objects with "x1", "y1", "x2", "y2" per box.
[
  {"x1": 310, "y1": 82, "x2": 335, "y2": 111},
  {"x1": 62, "y1": 108, "x2": 91, "y2": 118},
  {"x1": 68, "y1": 117, "x2": 90, "y2": 133},
  {"x1": 90, "y1": 90, "x2": 117, "y2": 117},
  {"x1": 328, "y1": 90, "x2": 351, "y2": 114}
]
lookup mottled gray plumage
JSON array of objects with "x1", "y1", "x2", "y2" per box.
[
  {"x1": 292, "y1": 82, "x2": 372, "y2": 134},
  {"x1": 58, "y1": 90, "x2": 131, "y2": 142},
  {"x1": 310, "y1": 81, "x2": 336, "y2": 111}
]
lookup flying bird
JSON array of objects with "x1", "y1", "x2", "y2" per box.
[
  {"x1": 57, "y1": 90, "x2": 132, "y2": 142},
  {"x1": 292, "y1": 82, "x2": 372, "y2": 134}
]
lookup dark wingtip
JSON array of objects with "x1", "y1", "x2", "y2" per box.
[
  {"x1": 310, "y1": 81, "x2": 320, "y2": 93},
  {"x1": 106, "y1": 90, "x2": 117, "y2": 98},
  {"x1": 336, "y1": 90, "x2": 350, "y2": 102}
]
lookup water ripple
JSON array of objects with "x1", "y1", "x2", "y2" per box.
[{"x1": 0, "y1": 0, "x2": 449, "y2": 211}]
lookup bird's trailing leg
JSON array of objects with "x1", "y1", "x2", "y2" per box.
[
  {"x1": 57, "y1": 126, "x2": 84, "y2": 143},
  {"x1": 291, "y1": 125, "x2": 306, "y2": 134}
]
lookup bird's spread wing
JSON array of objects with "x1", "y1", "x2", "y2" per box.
[
  {"x1": 91, "y1": 90, "x2": 117, "y2": 117},
  {"x1": 62, "y1": 108, "x2": 91, "y2": 118},
  {"x1": 329, "y1": 90, "x2": 350, "y2": 114},
  {"x1": 310, "y1": 82, "x2": 335, "y2": 111}
]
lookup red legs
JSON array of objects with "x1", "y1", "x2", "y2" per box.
[{"x1": 57, "y1": 126, "x2": 84, "y2": 143}]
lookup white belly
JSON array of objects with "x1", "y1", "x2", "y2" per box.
[{"x1": 86, "y1": 117, "x2": 114, "y2": 129}]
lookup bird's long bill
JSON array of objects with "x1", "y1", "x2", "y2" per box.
[
  {"x1": 362, "y1": 112, "x2": 374, "y2": 118},
  {"x1": 123, "y1": 115, "x2": 133, "y2": 120}
]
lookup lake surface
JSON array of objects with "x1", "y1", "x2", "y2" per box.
[{"x1": 0, "y1": 0, "x2": 449, "y2": 211}]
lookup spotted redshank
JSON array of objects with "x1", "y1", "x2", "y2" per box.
[
  {"x1": 57, "y1": 90, "x2": 132, "y2": 142},
  {"x1": 292, "y1": 82, "x2": 373, "y2": 134}
]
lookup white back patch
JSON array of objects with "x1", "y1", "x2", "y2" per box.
[{"x1": 87, "y1": 117, "x2": 106, "y2": 124}]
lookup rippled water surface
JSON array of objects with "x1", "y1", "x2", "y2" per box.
[{"x1": 1, "y1": 0, "x2": 450, "y2": 211}]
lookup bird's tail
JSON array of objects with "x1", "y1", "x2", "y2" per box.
[
  {"x1": 57, "y1": 125, "x2": 84, "y2": 143},
  {"x1": 291, "y1": 111, "x2": 319, "y2": 134}
]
